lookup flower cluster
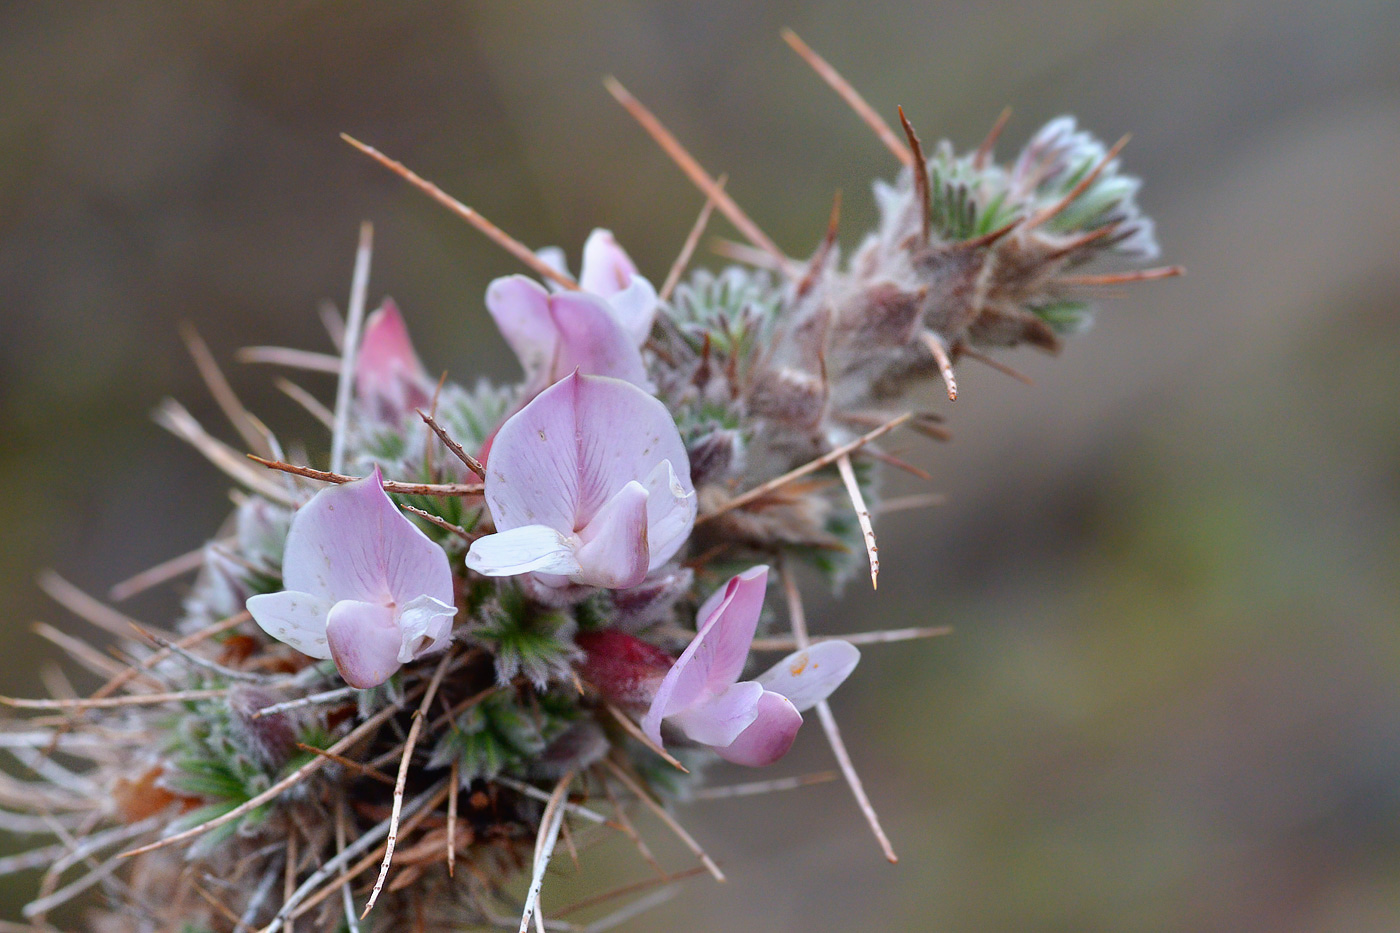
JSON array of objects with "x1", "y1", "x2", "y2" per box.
[{"x1": 1, "y1": 39, "x2": 1174, "y2": 933}]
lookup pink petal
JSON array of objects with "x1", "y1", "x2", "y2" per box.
[
  {"x1": 355, "y1": 299, "x2": 432, "y2": 418},
  {"x1": 466, "y1": 525, "x2": 582, "y2": 577},
  {"x1": 246, "y1": 590, "x2": 334, "y2": 659},
  {"x1": 579, "y1": 229, "x2": 637, "y2": 297},
  {"x1": 641, "y1": 459, "x2": 697, "y2": 568},
  {"x1": 325, "y1": 599, "x2": 403, "y2": 688},
  {"x1": 547, "y1": 291, "x2": 651, "y2": 389},
  {"x1": 641, "y1": 566, "x2": 769, "y2": 743},
  {"x1": 606, "y1": 276, "x2": 659, "y2": 347},
  {"x1": 484, "y1": 373, "x2": 694, "y2": 578},
  {"x1": 713, "y1": 690, "x2": 803, "y2": 767},
  {"x1": 573, "y1": 480, "x2": 651, "y2": 588},
  {"x1": 280, "y1": 468, "x2": 455, "y2": 612},
  {"x1": 668, "y1": 680, "x2": 764, "y2": 747},
  {"x1": 485, "y1": 275, "x2": 557, "y2": 379},
  {"x1": 755, "y1": 640, "x2": 860, "y2": 712}
]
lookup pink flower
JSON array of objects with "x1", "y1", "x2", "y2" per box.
[
  {"x1": 641, "y1": 566, "x2": 861, "y2": 767},
  {"x1": 539, "y1": 228, "x2": 658, "y2": 345},
  {"x1": 488, "y1": 230, "x2": 658, "y2": 395},
  {"x1": 355, "y1": 299, "x2": 435, "y2": 421},
  {"x1": 246, "y1": 467, "x2": 457, "y2": 688},
  {"x1": 465, "y1": 372, "x2": 695, "y2": 589}
]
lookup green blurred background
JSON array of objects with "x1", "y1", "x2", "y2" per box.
[{"x1": 2, "y1": 1, "x2": 1398, "y2": 929}]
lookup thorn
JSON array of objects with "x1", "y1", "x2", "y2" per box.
[
  {"x1": 920, "y1": 332, "x2": 958, "y2": 400},
  {"x1": 957, "y1": 346, "x2": 1034, "y2": 385},
  {"x1": 896, "y1": 106, "x2": 931, "y2": 244},
  {"x1": 235, "y1": 346, "x2": 342, "y2": 373},
  {"x1": 973, "y1": 106, "x2": 1013, "y2": 170},
  {"x1": 274, "y1": 378, "x2": 334, "y2": 428},
  {"x1": 778, "y1": 560, "x2": 898, "y2": 863},
  {"x1": 246, "y1": 455, "x2": 482, "y2": 497},
  {"x1": 708, "y1": 237, "x2": 787, "y2": 271},
  {"x1": 416, "y1": 409, "x2": 485, "y2": 479},
  {"x1": 957, "y1": 216, "x2": 1021, "y2": 251},
  {"x1": 697, "y1": 413, "x2": 912, "y2": 525},
  {"x1": 660, "y1": 176, "x2": 725, "y2": 303},
  {"x1": 1044, "y1": 222, "x2": 1122, "y2": 259},
  {"x1": 179, "y1": 323, "x2": 275, "y2": 460},
  {"x1": 602, "y1": 758, "x2": 725, "y2": 882},
  {"x1": 1057, "y1": 265, "x2": 1185, "y2": 286},
  {"x1": 107, "y1": 546, "x2": 208, "y2": 602},
  {"x1": 340, "y1": 134, "x2": 577, "y2": 291},
  {"x1": 836, "y1": 453, "x2": 879, "y2": 590},
  {"x1": 330, "y1": 221, "x2": 374, "y2": 475},
  {"x1": 780, "y1": 28, "x2": 913, "y2": 166},
  {"x1": 1024, "y1": 134, "x2": 1130, "y2": 230},
  {"x1": 604, "y1": 77, "x2": 794, "y2": 275},
  {"x1": 797, "y1": 189, "x2": 842, "y2": 298},
  {"x1": 604, "y1": 703, "x2": 689, "y2": 773},
  {"x1": 361, "y1": 654, "x2": 454, "y2": 920}
]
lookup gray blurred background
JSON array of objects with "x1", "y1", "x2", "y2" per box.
[{"x1": 2, "y1": 1, "x2": 1398, "y2": 930}]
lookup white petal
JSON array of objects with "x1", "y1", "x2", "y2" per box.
[
  {"x1": 247, "y1": 590, "x2": 334, "y2": 659},
  {"x1": 756, "y1": 640, "x2": 861, "y2": 712},
  {"x1": 396, "y1": 595, "x2": 457, "y2": 663},
  {"x1": 466, "y1": 525, "x2": 583, "y2": 577}
]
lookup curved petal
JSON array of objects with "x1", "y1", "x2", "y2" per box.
[
  {"x1": 606, "y1": 275, "x2": 658, "y2": 347},
  {"x1": 668, "y1": 680, "x2": 764, "y2": 747},
  {"x1": 547, "y1": 292, "x2": 651, "y2": 389},
  {"x1": 573, "y1": 481, "x2": 651, "y2": 588},
  {"x1": 325, "y1": 599, "x2": 402, "y2": 688},
  {"x1": 571, "y1": 375, "x2": 693, "y2": 528},
  {"x1": 396, "y1": 594, "x2": 457, "y2": 662},
  {"x1": 641, "y1": 459, "x2": 696, "y2": 567},
  {"x1": 713, "y1": 690, "x2": 803, "y2": 767},
  {"x1": 356, "y1": 299, "x2": 431, "y2": 416},
  {"x1": 280, "y1": 468, "x2": 454, "y2": 611},
  {"x1": 482, "y1": 377, "x2": 583, "y2": 534},
  {"x1": 486, "y1": 274, "x2": 557, "y2": 380},
  {"x1": 756, "y1": 640, "x2": 861, "y2": 712},
  {"x1": 643, "y1": 566, "x2": 769, "y2": 737},
  {"x1": 247, "y1": 590, "x2": 333, "y2": 660},
  {"x1": 579, "y1": 229, "x2": 636, "y2": 297},
  {"x1": 466, "y1": 525, "x2": 582, "y2": 577}
]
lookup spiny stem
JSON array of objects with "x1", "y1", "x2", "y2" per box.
[
  {"x1": 274, "y1": 378, "x2": 334, "y2": 428},
  {"x1": 361, "y1": 652, "x2": 455, "y2": 918},
  {"x1": 698, "y1": 413, "x2": 911, "y2": 524},
  {"x1": 604, "y1": 703, "x2": 688, "y2": 773},
  {"x1": 253, "y1": 686, "x2": 357, "y2": 719},
  {"x1": 340, "y1": 134, "x2": 577, "y2": 291},
  {"x1": 958, "y1": 346, "x2": 1033, "y2": 385},
  {"x1": 836, "y1": 453, "x2": 879, "y2": 590},
  {"x1": 659, "y1": 176, "x2": 725, "y2": 303},
  {"x1": 236, "y1": 347, "x2": 342, "y2": 373},
  {"x1": 601, "y1": 758, "x2": 725, "y2": 882},
  {"x1": 920, "y1": 331, "x2": 958, "y2": 401},
  {"x1": 155, "y1": 399, "x2": 299, "y2": 507},
  {"x1": 1058, "y1": 265, "x2": 1185, "y2": 286},
  {"x1": 330, "y1": 221, "x2": 374, "y2": 475},
  {"x1": 751, "y1": 624, "x2": 953, "y2": 652},
  {"x1": 780, "y1": 28, "x2": 912, "y2": 166},
  {"x1": 0, "y1": 689, "x2": 230, "y2": 710},
  {"x1": 1024, "y1": 134, "x2": 1130, "y2": 230},
  {"x1": 897, "y1": 106, "x2": 932, "y2": 244},
  {"x1": 690, "y1": 771, "x2": 839, "y2": 800},
  {"x1": 973, "y1": 106, "x2": 1013, "y2": 170},
  {"x1": 779, "y1": 559, "x2": 898, "y2": 863},
  {"x1": 446, "y1": 759, "x2": 459, "y2": 878},
  {"x1": 518, "y1": 771, "x2": 576, "y2": 933},
  {"x1": 247, "y1": 455, "x2": 483, "y2": 496},
  {"x1": 416, "y1": 409, "x2": 485, "y2": 478},
  {"x1": 398, "y1": 503, "x2": 473, "y2": 541},
  {"x1": 109, "y1": 545, "x2": 209, "y2": 602},
  {"x1": 604, "y1": 77, "x2": 793, "y2": 275},
  {"x1": 180, "y1": 322, "x2": 276, "y2": 460}
]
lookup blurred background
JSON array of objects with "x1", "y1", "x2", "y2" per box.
[{"x1": 2, "y1": 1, "x2": 1398, "y2": 929}]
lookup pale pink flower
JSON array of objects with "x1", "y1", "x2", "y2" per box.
[
  {"x1": 537, "y1": 228, "x2": 658, "y2": 346},
  {"x1": 465, "y1": 372, "x2": 695, "y2": 589},
  {"x1": 642, "y1": 566, "x2": 860, "y2": 767},
  {"x1": 246, "y1": 467, "x2": 457, "y2": 688},
  {"x1": 355, "y1": 299, "x2": 435, "y2": 421}
]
